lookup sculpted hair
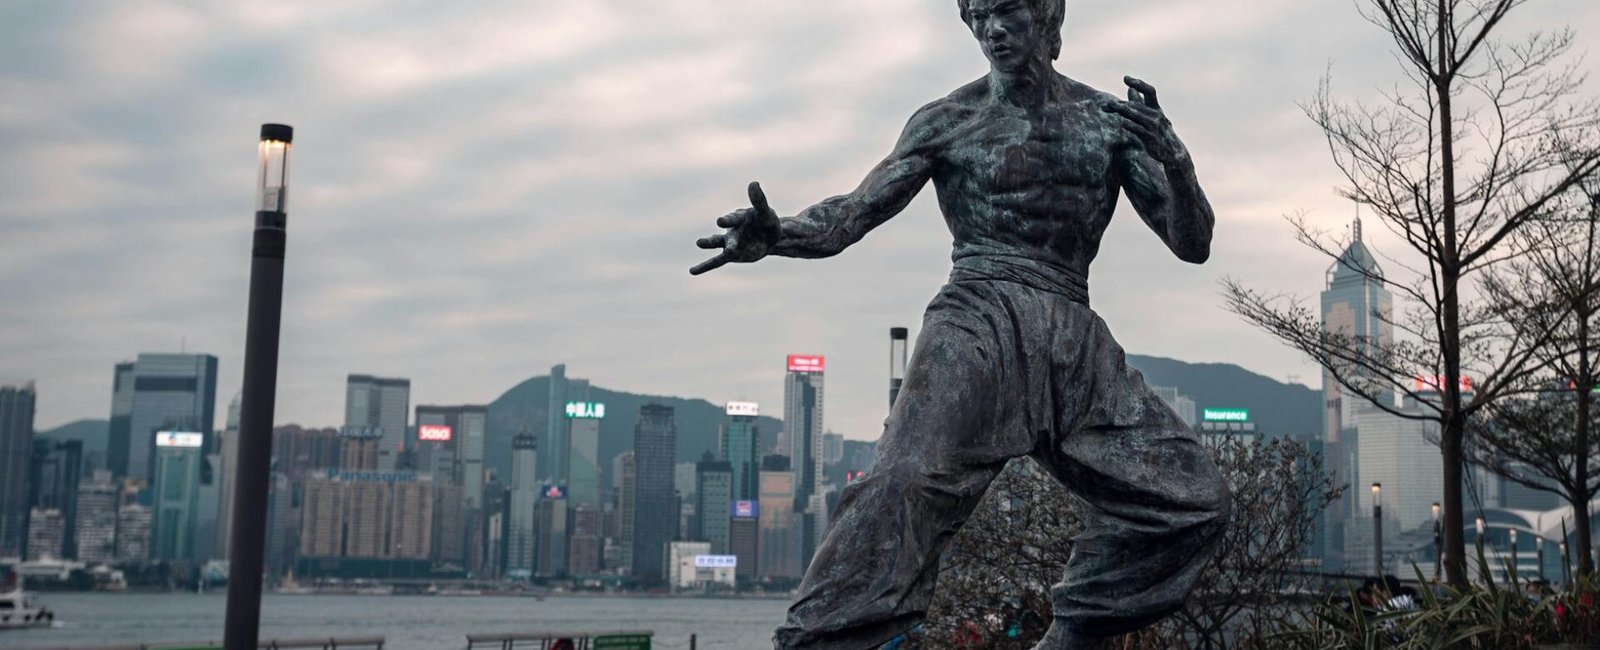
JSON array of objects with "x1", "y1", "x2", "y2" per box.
[{"x1": 957, "y1": 0, "x2": 1066, "y2": 60}]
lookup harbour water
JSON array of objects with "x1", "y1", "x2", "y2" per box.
[{"x1": 3, "y1": 593, "x2": 791, "y2": 649}]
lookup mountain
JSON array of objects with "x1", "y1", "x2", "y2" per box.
[
  {"x1": 36, "y1": 418, "x2": 110, "y2": 454},
  {"x1": 485, "y1": 375, "x2": 785, "y2": 493},
  {"x1": 1126, "y1": 354, "x2": 1320, "y2": 438}
]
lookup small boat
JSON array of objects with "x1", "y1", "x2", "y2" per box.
[{"x1": 0, "y1": 585, "x2": 53, "y2": 630}]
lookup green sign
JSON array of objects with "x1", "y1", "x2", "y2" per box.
[
  {"x1": 565, "y1": 401, "x2": 606, "y2": 419},
  {"x1": 594, "y1": 634, "x2": 651, "y2": 650},
  {"x1": 1202, "y1": 408, "x2": 1250, "y2": 423}
]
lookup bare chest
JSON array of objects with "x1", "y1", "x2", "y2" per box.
[{"x1": 939, "y1": 102, "x2": 1122, "y2": 193}]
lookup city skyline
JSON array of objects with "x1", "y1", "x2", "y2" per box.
[{"x1": 4, "y1": 1, "x2": 1599, "y2": 443}]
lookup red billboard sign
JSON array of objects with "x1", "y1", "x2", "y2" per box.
[
  {"x1": 1413, "y1": 374, "x2": 1473, "y2": 393},
  {"x1": 787, "y1": 355, "x2": 825, "y2": 373},
  {"x1": 418, "y1": 424, "x2": 453, "y2": 442}
]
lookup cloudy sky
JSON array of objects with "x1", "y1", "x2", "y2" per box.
[{"x1": 3, "y1": 0, "x2": 1597, "y2": 439}]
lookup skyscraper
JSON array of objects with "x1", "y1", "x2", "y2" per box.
[
  {"x1": 536, "y1": 484, "x2": 569, "y2": 578},
  {"x1": 75, "y1": 470, "x2": 119, "y2": 564},
  {"x1": 1320, "y1": 217, "x2": 1395, "y2": 571},
  {"x1": 150, "y1": 431, "x2": 203, "y2": 562},
  {"x1": 722, "y1": 402, "x2": 761, "y2": 501},
  {"x1": 695, "y1": 454, "x2": 733, "y2": 554},
  {"x1": 107, "y1": 363, "x2": 134, "y2": 478},
  {"x1": 544, "y1": 364, "x2": 567, "y2": 481},
  {"x1": 114, "y1": 354, "x2": 218, "y2": 481},
  {"x1": 821, "y1": 432, "x2": 844, "y2": 466},
  {"x1": 345, "y1": 374, "x2": 410, "y2": 472},
  {"x1": 758, "y1": 455, "x2": 799, "y2": 580},
  {"x1": 784, "y1": 355, "x2": 825, "y2": 567},
  {"x1": 1321, "y1": 218, "x2": 1394, "y2": 439},
  {"x1": 632, "y1": 404, "x2": 677, "y2": 582},
  {"x1": 783, "y1": 355, "x2": 825, "y2": 515},
  {"x1": 413, "y1": 405, "x2": 489, "y2": 507},
  {"x1": 507, "y1": 433, "x2": 538, "y2": 579},
  {"x1": 563, "y1": 391, "x2": 603, "y2": 508},
  {"x1": 29, "y1": 439, "x2": 80, "y2": 558},
  {"x1": 26, "y1": 508, "x2": 64, "y2": 561},
  {"x1": 614, "y1": 451, "x2": 636, "y2": 573},
  {"x1": 116, "y1": 503, "x2": 152, "y2": 563},
  {"x1": 1, "y1": 382, "x2": 37, "y2": 558}
]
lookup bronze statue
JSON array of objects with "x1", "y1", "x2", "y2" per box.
[{"x1": 691, "y1": 0, "x2": 1228, "y2": 647}]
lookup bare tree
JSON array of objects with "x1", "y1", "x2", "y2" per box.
[
  {"x1": 913, "y1": 436, "x2": 1338, "y2": 649},
  {"x1": 1224, "y1": 0, "x2": 1600, "y2": 585},
  {"x1": 1468, "y1": 183, "x2": 1600, "y2": 575}
]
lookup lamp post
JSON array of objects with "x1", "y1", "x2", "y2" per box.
[
  {"x1": 889, "y1": 328, "x2": 908, "y2": 408},
  {"x1": 1561, "y1": 540, "x2": 1571, "y2": 585},
  {"x1": 1476, "y1": 516, "x2": 1487, "y2": 580},
  {"x1": 223, "y1": 123, "x2": 293, "y2": 650},
  {"x1": 1372, "y1": 483, "x2": 1383, "y2": 575},
  {"x1": 1432, "y1": 502, "x2": 1442, "y2": 583},
  {"x1": 1509, "y1": 528, "x2": 1519, "y2": 585},
  {"x1": 1536, "y1": 534, "x2": 1545, "y2": 581}
]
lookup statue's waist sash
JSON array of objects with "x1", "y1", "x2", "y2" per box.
[{"x1": 948, "y1": 254, "x2": 1089, "y2": 306}]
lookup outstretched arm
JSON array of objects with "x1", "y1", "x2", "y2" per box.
[
  {"x1": 1104, "y1": 77, "x2": 1215, "y2": 264},
  {"x1": 690, "y1": 103, "x2": 943, "y2": 274}
]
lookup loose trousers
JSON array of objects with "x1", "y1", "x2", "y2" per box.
[{"x1": 774, "y1": 257, "x2": 1229, "y2": 649}]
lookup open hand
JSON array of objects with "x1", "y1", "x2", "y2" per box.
[
  {"x1": 691, "y1": 181, "x2": 783, "y2": 275},
  {"x1": 1103, "y1": 76, "x2": 1190, "y2": 167}
]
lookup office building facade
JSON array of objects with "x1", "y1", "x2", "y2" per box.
[
  {"x1": 345, "y1": 375, "x2": 410, "y2": 472},
  {"x1": 113, "y1": 354, "x2": 218, "y2": 481},
  {"x1": 1, "y1": 383, "x2": 37, "y2": 558},
  {"x1": 632, "y1": 404, "x2": 677, "y2": 581}
]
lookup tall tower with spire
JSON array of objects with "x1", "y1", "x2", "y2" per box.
[{"x1": 1319, "y1": 215, "x2": 1395, "y2": 570}]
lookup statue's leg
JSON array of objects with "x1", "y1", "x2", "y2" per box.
[
  {"x1": 1033, "y1": 321, "x2": 1229, "y2": 648},
  {"x1": 774, "y1": 282, "x2": 1037, "y2": 650}
]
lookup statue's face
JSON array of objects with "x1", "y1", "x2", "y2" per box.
[{"x1": 964, "y1": 0, "x2": 1042, "y2": 72}]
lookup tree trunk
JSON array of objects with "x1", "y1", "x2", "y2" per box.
[
  {"x1": 1577, "y1": 313, "x2": 1594, "y2": 576},
  {"x1": 1436, "y1": 0, "x2": 1470, "y2": 587}
]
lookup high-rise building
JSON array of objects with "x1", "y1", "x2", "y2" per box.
[
  {"x1": 414, "y1": 405, "x2": 489, "y2": 503},
  {"x1": 506, "y1": 433, "x2": 538, "y2": 579},
  {"x1": 722, "y1": 402, "x2": 761, "y2": 501},
  {"x1": 389, "y1": 478, "x2": 434, "y2": 560},
  {"x1": 298, "y1": 469, "x2": 434, "y2": 562},
  {"x1": 758, "y1": 455, "x2": 799, "y2": 580},
  {"x1": 544, "y1": 364, "x2": 568, "y2": 481},
  {"x1": 107, "y1": 363, "x2": 134, "y2": 477},
  {"x1": 265, "y1": 472, "x2": 295, "y2": 575},
  {"x1": 1352, "y1": 395, "x2": 1448, "y2": 573},
  {"x1": 1320, "y1": 217, "x2": 1395, "y2": 571},
  {"x1": 271, "y1": 425, "x2": 342, "y2": 481},
  {"x1": 570, "y1": 503, "x2": 602, "y2": 575},
  {"x1": 345, "y1": 374, "x2": 410, "y2": 472},
  {"x1": 29, "y1": 439, "x2": 82, "y2": 558},
  {"x1": 536, "y1": 484, "x2": 569, "y2": 578},
  {"x1": 729, "y1": 512, "x2": 759, "y2": 584},
  {"x1": 1, "y1": 382, "x2": 37, "y2": 558},
  {"x1": 116, "y1": 503, "x2": 152, "y2": 563},
  {"x1": 75, "y1": 470, "x2": 119, "y2": 564},
  {"x1": 695, "y1": 455, "x2": 733, "y2": 554},
  {"x1": 614, "y1": 451, "x2": 636, "y2": 573},
  {"x1": 25, "y1": 509, "x2": 64, "y2": 561},
  {"x1": 783, "y1": 355, "x2": 825, "y2": 514},
  {"x1": 632, "y1": 404, "x2": 677, "y2": 582},
  {"x1": 215, "y1": 404, "x2": 240, "y2": 560},
  {"x1": 150, "y1": 431, "x2": 204, "y2": 562},
  {"x1": 821, "y1": 432, "x2": 844, "y2": 466},
  {"x1": 113, "y1": 354, "x2": 218, "y2": 481},
  {"x1": 564, "y1": 394, "x2": 603, "y2": 508}
]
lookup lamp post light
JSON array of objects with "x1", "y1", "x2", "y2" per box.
[
  {"x1": 1372, "y1": 483, "x2": 1383, "y2": 575},
  {"x1": 1561, "y1": 540, "x2": 1571, "y2": 585},
  {"x1": 1432, "y1": 502, "x2": 1442, "y2": 583},
  {"x1": 223, "y1": 123, "x2": 293, "y2": 650},
  {"x1": 889, "y1": 328, "x2": 908, "y2": 408}
]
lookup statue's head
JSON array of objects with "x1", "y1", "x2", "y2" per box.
[{"x1": 957, "y1": 0, "x2": 1065, "y2": 70}]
